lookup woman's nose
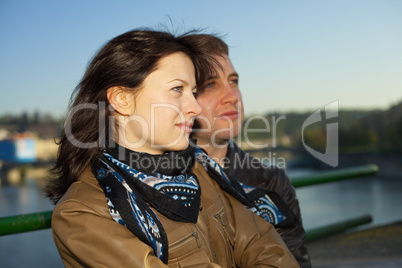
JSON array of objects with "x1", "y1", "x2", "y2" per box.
[{"x1": 186, "y1": 93, "x2": 202, "y2": 117}]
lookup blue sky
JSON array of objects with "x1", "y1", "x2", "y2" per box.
[{"x1": 1, "y1": 0, "x2": 401, "y2": 117}]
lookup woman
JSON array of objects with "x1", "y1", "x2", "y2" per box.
[{"x1": 45, "y1": 29, "x2": 298, "y2": 267}]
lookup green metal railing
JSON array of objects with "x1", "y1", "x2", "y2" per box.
[
  {"x1": 0, "y1": 211, "x2": 52, "y2": 236},
  {"x1": 290, "y1": 164, "x2": 379, "y2": 188},
  {"x1": 0, "y1": 164, "x2": 379, "y2": 240},
  {"x1": 305, "y1": 214, "x2": 373, "y2": 243}
]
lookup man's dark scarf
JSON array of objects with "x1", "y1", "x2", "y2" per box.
[{"x1": 92, "y1": 143, "x2": 295, "y2": 263}]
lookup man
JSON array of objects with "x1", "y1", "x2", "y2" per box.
[{"x1": 185, "y1": 34, "x2": 311, "y2": 267}]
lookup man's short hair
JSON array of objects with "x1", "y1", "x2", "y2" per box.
[{"x1": 180, "y1": 34, "x2": 229, "y2": 56}]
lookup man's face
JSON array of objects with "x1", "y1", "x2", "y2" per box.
[{"x1": 193, "y1": 55, "x2": 244, "y2": 146}]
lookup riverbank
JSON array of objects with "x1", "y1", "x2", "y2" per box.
[
  {"x1": 286, "y1": 151, "x2": 402, "y2": 180},
  {"x1": 307, "y1": 220, "x2": 402, "y2": 267}
]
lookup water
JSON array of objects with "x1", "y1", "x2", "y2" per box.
[
  {"x1": 0, "y1": 179, "x2": 63, "y2": 268},
  {"x1": 1, "y1": 172, "x2": 402, "y2": 267},
  {"x1": 288, "y1": 169, "x2": 402, "y2": 230}
]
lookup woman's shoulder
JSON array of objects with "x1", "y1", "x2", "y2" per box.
[{"x1": 54, "y1": 167, "x2": 109, "y2": 218}]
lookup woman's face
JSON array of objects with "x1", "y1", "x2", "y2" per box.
[{"x1": 118, "y1": 52, "x2": 202, "y2": 154}]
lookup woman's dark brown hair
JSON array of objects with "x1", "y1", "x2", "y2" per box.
[{"x1": 45, "y1": 29, "x2": 216, "y2": 204}]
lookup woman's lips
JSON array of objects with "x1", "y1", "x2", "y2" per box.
[
  {"x1": 217, "y1": 110, "x2": 239, "y2": 120},
  {"x1": 176, "y1": 121, "x2": 194, "y2": 133}
]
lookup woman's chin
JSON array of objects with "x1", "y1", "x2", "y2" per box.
[{"x1": 166, "y1": 138, "x2": 190, "y2": 152}]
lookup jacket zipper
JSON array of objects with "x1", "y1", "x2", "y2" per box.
[
  {"x1": 214, "y1": 208, "x2": 236, "y2": 267},
  {"x1": 169, "y1": 231, "x2": 202, "y2": 251},
  {"x1": 214, "y1": 213, "x2": 226, "y2": 227},
  {"x1": 192, "y1": 232, "x2": 202, "y2": 248},
  {"x1": 193, "y1": 223, "x2": 216, "y2": 262}
]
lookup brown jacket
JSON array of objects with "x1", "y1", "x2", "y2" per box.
[
  {"x1": 223, "y1": 142, "x2": 310, "y2": 267},
  {"x1": 52, "y1": 162, "x2": 298, "y2": 267}
]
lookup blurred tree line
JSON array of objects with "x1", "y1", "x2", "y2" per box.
[
  {"x1": 1, "y1": 100, "x2": 401, "y2": 154},
  {"x1": 241, "y1": 100, "x2": 402, "y2": 154},
  {"x1": 0, "y1": 111, "x2": 61, "y2": 125},
  {"x1": 0, "y1": 111, "x2": 62, "y2": 139}
]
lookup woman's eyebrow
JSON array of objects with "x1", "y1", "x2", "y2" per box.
[
  {"x1": 167, "y1": 78, "x2": 187, "y2": 84},
  {"x1": 167, "y1": 78, "x2": 197, "y2": 89}
]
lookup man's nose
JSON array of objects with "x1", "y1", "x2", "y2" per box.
[{"x1": 221, "y1": 82, "x2": 238, "y2": 105}]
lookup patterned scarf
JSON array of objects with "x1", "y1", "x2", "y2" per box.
[
  {"x1": 194, "y1": 147, "x2": 292, "y2": 226},
  {"x1": 93, "y1": 143, "x2": 292, "y2": 263},
  {"x1": 222, "y1": 140, "x2": 297, "y2": 228},
  {"x1": 93, "y1": 144, "x2": 199, "y2": 263}
]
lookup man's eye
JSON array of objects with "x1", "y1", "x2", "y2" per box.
[
  {"x1": 192, "y1": 87, "x2": 198, "y2": 96},
  {"x1": 205, "y1": 81, "x2": 215, "y2": 88},
  {"x1": 230, "y1": 78, "x2": 239, "y2": 85}
]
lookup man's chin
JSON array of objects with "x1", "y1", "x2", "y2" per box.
[
  {"x1": 212, "y1": 133, "x2": 239, "y2": 145},
  {"x1": 191, "y1": 130, "x2": 240, "y2": 144}
]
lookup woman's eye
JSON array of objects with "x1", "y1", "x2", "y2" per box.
[{"x1": 172, "y1": 86, "x2": 183, "y2": 93}]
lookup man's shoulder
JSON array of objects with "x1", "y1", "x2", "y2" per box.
[
  {"x1": 228, "y1": 141, "x2": 290, "y2": 188},
  {"x1": 229, "y1": 141, "x2": 285, "y2": 171}
]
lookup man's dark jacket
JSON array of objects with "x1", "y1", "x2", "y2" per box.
[{"x1": 223, "y1": 141, "x2": 311, "y2": 268}]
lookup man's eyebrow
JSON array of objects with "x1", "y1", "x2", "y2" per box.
[
  {"x1": 207, "y1": 72, "x2": 239, "y2": 80},
  {"x1": 206, "y1": 75, "x2": 218, "y2": 80},
  {"x1": 229, "y1": 72, "x2": 239, "y2": 78}
]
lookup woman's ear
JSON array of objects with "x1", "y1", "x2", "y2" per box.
[{"x1": 107, "y1": 86, "x2": 135, "y2": 116}]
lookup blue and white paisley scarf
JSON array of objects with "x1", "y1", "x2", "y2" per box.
[
  {"x1": 194, "y1": 147, "x2": 289, "y2": 226},
  {"x1": 93, "y1": 144, "x2": 291, "y2": 263},
  {"x1": 93, "y1": 144, "x2": 200, "y2": 263}
]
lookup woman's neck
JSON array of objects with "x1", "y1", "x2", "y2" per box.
[
  {"x1": 107, "y1": 142, "x2": 195, "y2": 176},
  {"x1": 113, "y1": 134, "x2": 164, "y2": 155}
]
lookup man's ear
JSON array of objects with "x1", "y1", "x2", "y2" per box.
[{"x1": 107, "y1": 86, "x2": 135, "y2": 116}]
